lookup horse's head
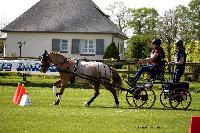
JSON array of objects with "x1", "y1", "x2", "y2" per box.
[{"x1": 40, "y1": 50, "x2": 51, "y2": 73}]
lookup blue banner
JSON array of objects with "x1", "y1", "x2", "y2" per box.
[{"x1": 0, "y1": 60, "x2": 59, "y2": 75}]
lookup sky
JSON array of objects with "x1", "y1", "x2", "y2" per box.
[{"x1": 0, "y1": 0, "x2": 191, "y2": 24}]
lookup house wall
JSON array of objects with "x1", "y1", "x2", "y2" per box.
[
  {"x1": 113, "y1": 37, "x2": 125, "y2": 60},
  {"x1": 5, "y1": 32, "x2": 125, "y2": 60}
]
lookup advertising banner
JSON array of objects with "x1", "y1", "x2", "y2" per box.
[{"x1": 0, "y1": 60, "x2": 59, "y2": 75}]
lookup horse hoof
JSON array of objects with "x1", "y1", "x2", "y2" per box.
[
  {"x1": 113, "y1": 104, "x2": 119, "y2": 108},
  {"x1": 54, "y1": 101, "x2": 60, "y2": 105},
  {"x1": 54, "y1": 102, "x2": 59, "y2": 105},
  {"x1": 56, "y1": 93, "x2": 60, "y2": 97},
  {"x1": 83, "y1": 102, "x2": 89, "y2": 107}
]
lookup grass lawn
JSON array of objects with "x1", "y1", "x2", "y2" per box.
[{"x1": 0, "y1": 74, "x2": 200, "y2": 133}]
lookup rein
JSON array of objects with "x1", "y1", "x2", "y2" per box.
[
  {"x1": 47, "y1": 56, "x2": 69, "y2": 69},
  {"x1": 54, "y1": 59, "x2": 111, "y2": 84},
  {"x1": 56, "y1": 67, "x2": 126, "y2": 91},
  {"x1": 57, "y1": 60, "x2": 110, "y2": 83}
]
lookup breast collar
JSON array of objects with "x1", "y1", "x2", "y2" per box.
[{"x1": 73, "y1": 59, "x2": 80, "y2": 73}]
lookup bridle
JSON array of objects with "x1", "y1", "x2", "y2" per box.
[
  {"x1": 40, "y1": 52, "x2": 69, "y2": 72},
  {"x1": 40, "y1": 54, "x2": 51, "y2": 71}
]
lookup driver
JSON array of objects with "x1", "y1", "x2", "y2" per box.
[{"x1": 128, "y1": 38, "x2": 165, "y2": 86}]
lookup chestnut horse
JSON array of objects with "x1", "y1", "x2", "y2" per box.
[{"x1": 40, "y1": 51, "x2": 122, "y2": 107}]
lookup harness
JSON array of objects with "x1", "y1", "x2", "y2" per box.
[
  {"x1": 55, "y1": 60, "x2": 111, "y2": 84},
  {"x1": 41, "y1": 52, "x2": 123, "y2": 90},
  {"x1": 41, "y1": 51, "x2": 111, "y2": 84},
  {"x1": 70, "y1": 59, "x2": 80, "y2": 84}
]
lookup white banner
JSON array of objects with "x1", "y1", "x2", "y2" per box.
[{"x1": 0, "y1": 60, "x2": 59, "y2": 75}]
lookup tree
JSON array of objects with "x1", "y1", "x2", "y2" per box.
[
  {"x1": 126, "y1": 7, "x2": 159, "y2": 60},
  {"x1": 129, "y1": 7, "x2": 159, "y2": 35},
  {"x1": 0, "y1": 16, "x2": 8, "y2": 30},
  {"x1": 158, "y1": 9, "x2": 179, "y2": 62},
  {"x1": 188, "y1": 0, "x2": 200, "y2": 41},
  {"x1": 106, "y1": 1, "x2": 131, "y2": 34},
  {"x1": 186, "y1": 41, "x2": 200, "y2": 62},
  {"x1": 0, "y1": 16, "x2": 8, "y2": 55},
  {"x1": 126, "y1": 34, "x2": 152, "y2": 60},
  {"x1": 158, "y1": 1, "x2": 200, "y2": 63},
  {"x1": 175, "y1": 5, "x2": 193, "y2": 44},
  {"x1": 103, "y1": 42, "x2": 120, "y2": 60}
]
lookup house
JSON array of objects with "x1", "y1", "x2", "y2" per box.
[{"x1": 1, "y1": 0, "x2": 127, "y2": 60}]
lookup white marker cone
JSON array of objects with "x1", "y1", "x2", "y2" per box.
[{"x1": 19, "y1": 93, "x2": 32, "y2": 106}]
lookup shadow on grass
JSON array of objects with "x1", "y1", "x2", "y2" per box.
[
  {"x1": 145, "y1": 107, "x2": 200, "y2": 112},
  {"x1": 76, "y1": 105, "x2": 200, "y2": 112},
  {"x1": 0, "y1": 82, "x2": 94, "y2": 89}
]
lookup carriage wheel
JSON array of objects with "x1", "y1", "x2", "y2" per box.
[
  {"x1": 132, "y1": 87, "x2": 148, "y2": 108},
  {"x1": 169, "y1": 88, "x2": 192, "y2": 110},
  {"x1": 160, "y1": 90, "x2": 171, "y2": 108},
  {"x1": 141, "y1": 88, "x2": 156, "y2": 109},
  {"x1": 126, "y1": 89, "x2": 135, "y2": 106},
  {"x1": 133, "y1": 88, "x2": 148, "y2": 108}
]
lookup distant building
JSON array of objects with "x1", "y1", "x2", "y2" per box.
[{"x1": 1, "y1": 0, "x2": 127, "y2": 59}]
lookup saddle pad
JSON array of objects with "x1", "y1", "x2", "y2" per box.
[{"x1": 75, "y1": 61, "x2": 111, "y2": 83}]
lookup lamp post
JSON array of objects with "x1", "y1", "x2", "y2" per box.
[{"x1": 17, "y1": 41, "x2": 25, "y2": 57}]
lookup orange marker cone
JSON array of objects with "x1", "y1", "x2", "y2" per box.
[
  {"x1": 13, "y1": 83, "x2": 21, "y2": 104},
  {"x1": 16, "y1": 84, "x2": 25, "y2": 105},
  {"x1": 189, "y1": 116, "x2": 200, "y2": 133}
]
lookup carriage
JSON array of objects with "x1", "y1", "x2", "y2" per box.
[
  {"x1": 40, "y1": 51, "x2": 192, "y2": 110},
  {"x1": 125, "y1": 69, "x2": 192, "y2": 110}
]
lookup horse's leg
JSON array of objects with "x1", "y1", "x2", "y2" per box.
[
  {"x1": 104, "y1": 85, "x2": 119, "y2": 108},
  {"x1": 54, "y1": 80, "x2": 67, "y2": 105},
  {"x1": 52, "y1": 79, "x2": 62, "y2": 94},
  {"x1": 83, "y1": 82, "x2": 100, "y2": 107}
]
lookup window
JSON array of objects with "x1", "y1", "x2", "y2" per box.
[
  {"x1": 80, "y1": 40, "x2": 95, "y2": 54},
  {"x1": 61, "y1": 40, "x2": 68, "y2": 52},
  {"x1": 71, "y1": 39, "x2": 104, "y2": 55},
  {"x1": 52, "y1": 39, "x2": 68, "y2": 53}
]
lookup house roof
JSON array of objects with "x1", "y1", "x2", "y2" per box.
[{"x1": 2, "y1": 0, "x2": 127, "y2": 39}]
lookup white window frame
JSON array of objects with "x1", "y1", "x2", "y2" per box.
[
  {"x1": 60, "y1": 39, "x2": 68, "y2": 52},
  {"x1": 80, "y1": 39, "x2": 96, "y2": 54}
]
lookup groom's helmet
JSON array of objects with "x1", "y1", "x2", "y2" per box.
[
  {"x1": 151, "y1": 38, "x2": 161, "y2": 47},
  {"x1": 175, "y1": 39, "x2": 184, "y2": 47}
]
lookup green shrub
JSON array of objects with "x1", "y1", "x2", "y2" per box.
[{"x1": 103, "y1": 42, "x2": 120, "y2": 60}]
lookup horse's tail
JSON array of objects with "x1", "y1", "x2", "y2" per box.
[{"x1": 110, "y1": 67, "x2": 122, "y2": 94}]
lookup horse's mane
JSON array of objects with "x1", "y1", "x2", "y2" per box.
[{"x1": 49, "y1": 51, "x2": 67, "y2": 59}]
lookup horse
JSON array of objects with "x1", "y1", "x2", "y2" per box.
[{"x1": 40, "y1": 50, "x2": 122, "y2": 107}]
